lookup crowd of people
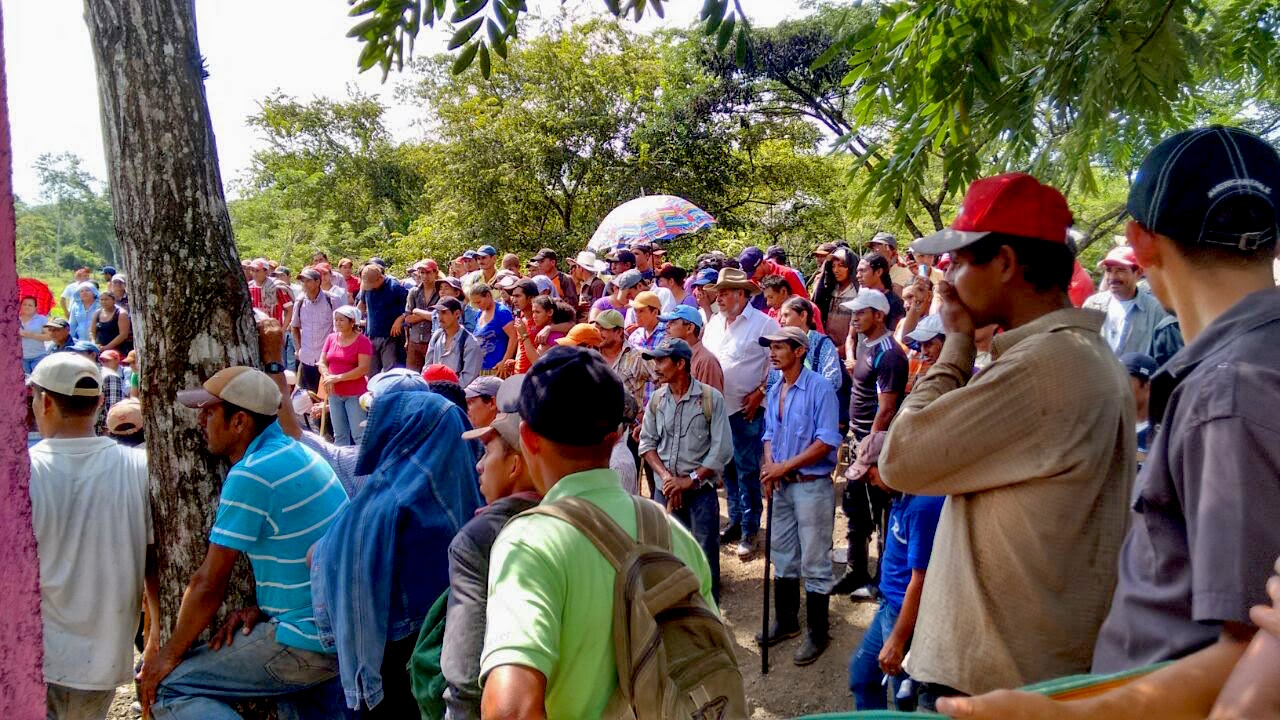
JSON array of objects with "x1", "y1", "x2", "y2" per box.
[{"x1": 22, "y1": 124, "x2": 1280, "y2": 720}]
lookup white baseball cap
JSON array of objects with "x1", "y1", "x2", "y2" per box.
[
  {"x1": 177, "y1": 366, "x2": 281, "y2": 416},
  {"x1": 27, "y1": 353, "x2": 101, "y2": 397},
  {"x1": 841, "y1": 288, "x2": 890, "y2": 315},
  {"x1": 906, "y1": 313, "x2": 945, "y2": 343}
]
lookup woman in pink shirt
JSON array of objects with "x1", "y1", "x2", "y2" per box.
[{"x1": 319, "y1": 305, "x2": 373, "y2": 446}]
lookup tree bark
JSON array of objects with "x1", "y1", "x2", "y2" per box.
[
  {"x1": 0, "y1": 6, "x2": 47, "y2": 716},
  {"x1": 82, "y1": 0, "x2": 260, "y2": 641}
]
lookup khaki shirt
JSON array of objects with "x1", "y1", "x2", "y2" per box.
[{"x1": 881, "y1": 308, "x2": 1134, "y2": 694}]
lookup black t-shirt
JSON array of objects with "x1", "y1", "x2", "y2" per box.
[{"x1": 850, "y1": 333, "x2": 908, "y2": 439}]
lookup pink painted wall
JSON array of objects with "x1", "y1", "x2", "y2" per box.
[{"x1": 0, "y1": 5, "x2": 47, "y2": 718}]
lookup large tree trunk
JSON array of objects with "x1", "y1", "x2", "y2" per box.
[
  {"x1": 83, "y1": 0, "x2": 260, "y2": 640},
  {"x1": 0, "y1": 7, "x2": 47, "y2": 716}
]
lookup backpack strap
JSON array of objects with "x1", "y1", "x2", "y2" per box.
[
  {"x1": 699, "y1": 384, "x2": 713, "y2": 426},
  {"x1": 632, "y1": 496, "x2": 671, "y2": 551},
  {"x1": 523, "y1": 496, "x2": 635, "y2": 571}
]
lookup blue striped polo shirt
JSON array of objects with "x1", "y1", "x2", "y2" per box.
[{"x1": 210, "y1": 421, "x2": 349, "y2": 652}]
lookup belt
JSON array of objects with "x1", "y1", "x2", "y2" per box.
[{"x1": 784, "y1": 472, "x2": 829, "y2": 484}]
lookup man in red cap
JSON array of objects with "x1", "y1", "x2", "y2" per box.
[
  {"x1": 1083, "y1": 245, "x2": 1178, "y2": 357},
  {"x1": 877, "y1": 173, "x2": 1135, "y2": 708},
  {"x1": 404, "y1": 260, "x2": 441, "y2": 371}
]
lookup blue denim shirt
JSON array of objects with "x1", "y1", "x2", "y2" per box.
[
  {"x1": 311, "y1": 390, "x2": 485, "y2": 710},
  {"x1": 763, "y1": 366, "x2": 841, "y2": 477}
]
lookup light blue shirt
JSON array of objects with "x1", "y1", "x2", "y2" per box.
[
  {"x1": 68, "y1": 300, "x2": 99, "y2": 342},
  {"x1": 210, "y1": 421, "x2": 348, "y2": 652},
  {"x1": 763, "y1": 366, "x2": 841, "y2": 477}
]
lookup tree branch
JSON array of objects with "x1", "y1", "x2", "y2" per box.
[{"x1": 1135, "y1": 0, "x2": 1178, "y2": 55}]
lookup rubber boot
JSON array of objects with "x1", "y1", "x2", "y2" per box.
[
  {"x1": 829, "y1": 539, "x2": 871, "y2": 595},
  {"x1": 755, "y1": 577, "x2": 802, "y2": 647},
  {"x1": 794, "y1": 590, "x2": 830, "y2": 666}
]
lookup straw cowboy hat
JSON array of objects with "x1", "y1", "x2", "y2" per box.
[{"x1": 708, "y1": 267, "x2": 759, "y2": 294}]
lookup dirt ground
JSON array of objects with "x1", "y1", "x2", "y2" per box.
[{"x1": 106, "y1": 480, "x2": 876, "y2": 719}]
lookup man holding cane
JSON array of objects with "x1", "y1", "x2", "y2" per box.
[
  {"x1": 756, "y1": 326, "x2": 842, "y2": 666},
  {"x1": 639, "y1": 338, "x2": 734, "y2": 602}
]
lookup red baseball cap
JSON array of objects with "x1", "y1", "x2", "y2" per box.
[
  {"x1": 911, "y1": 173, "x2": 1074, "y2": 254},
  {"x1": 421, "y1": 364, "x2": 460, "y2": 384},
  {"x1": 1098, "y1": 246, "x2": 1139, "y2": 269}
]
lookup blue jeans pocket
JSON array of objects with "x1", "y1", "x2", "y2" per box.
[{"x1": 265, "y1": 647, "x2": 337, "y2": 686}]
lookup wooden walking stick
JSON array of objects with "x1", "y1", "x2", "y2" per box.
[{"x1": 761, "y1": 489, "x2": 774, "y2": 675}]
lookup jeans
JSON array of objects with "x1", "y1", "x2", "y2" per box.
[
  {"x1": 46, "y1": 684, "x2": 113, "y2": 720},
  {"x1": 655, "y1": 482, "x2": 721, "y2": 603},
  {"x1": 284, "y1": 333, "x2": 297, "y2": 370},
  {"x1": 369, "y1": 337, "x2": 403, "y2": 375},
  {"x1": 849, "y1": 601, "x2": 915, "y2": 711},
  {"x1": 769, "y1": 478, "x2": 835, "y2": 594},
  {"x1": 724, "y1": 411, "x2": 764, "y2": 536},
  {"x1": 151, "y1": 622, "x2": 347, "y2": 720},
  {"x1": 329, "y1": 394, "x2": 367, "y2": 446}
]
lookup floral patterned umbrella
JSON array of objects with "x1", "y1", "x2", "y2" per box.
[{"x1": 587, "y1": 195, "x2": 716, "y2": 252}]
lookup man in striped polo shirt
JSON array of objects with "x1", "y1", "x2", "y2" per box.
[{"x1": 137, "y1": 366, "x2": 349, "y2": 718}]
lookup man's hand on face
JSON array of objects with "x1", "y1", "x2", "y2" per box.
[{"x1": 936, "y1": 281, "x2": 976, "y2": 338}]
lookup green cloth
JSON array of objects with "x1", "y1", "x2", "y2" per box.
[
  {"x1": 479, "y1": 469, "x2": 716, "y2": 719},
  {"x1": 408, "y1": 588, "x2": 450, "y2": 720}
]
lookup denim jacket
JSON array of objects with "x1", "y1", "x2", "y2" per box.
[{"x1": 311, "y1": 390, "x2": 485, "y2": 710}]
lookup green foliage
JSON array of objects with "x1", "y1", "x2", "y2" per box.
[
  {"x1": 235, "y1": 20, "x2": 854, "y2": 271},
  {"x1": 823, "y1": 0, "x2": 1280, "y2": 240},
  {"x1": 229, "y1": 90, "x2": 436, "y2": 268},
  {"x1": 347, "y1": 0, "x2": 749, "y2": 79},
  {"x1": 16, "y1": 153, "x2": 117, "y2": 276}
]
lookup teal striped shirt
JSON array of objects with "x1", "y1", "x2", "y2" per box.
[{"x1": 210, "y1": 421, "x2": 348, "y2": 652}]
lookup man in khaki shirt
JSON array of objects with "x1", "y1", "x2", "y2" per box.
[{"x1": 880, "y1": 173, "x2": 1134, "y2": 709}]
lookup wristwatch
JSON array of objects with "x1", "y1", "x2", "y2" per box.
[{"x1": 263, "y1": 362, "x2": 285, "y2": 375}]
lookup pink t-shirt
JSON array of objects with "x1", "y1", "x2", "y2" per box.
[{"x1": 322, "y1": 332, "x2": 373, "y2": 397}]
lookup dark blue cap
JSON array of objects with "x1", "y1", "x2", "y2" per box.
[
  {"x1": 692, "y1": 267, "x2": 718, "y2": 286},
  {"x1": 1129, "y1": 126, "x2": 1280, "y2": 251},
  {"x1": 737, "y1": 246, "x2": 764, "y2": 275},
  {"x1": 518, "y1": 346, "x2": 623, "y2": 446},
  {"x1": 477, "y1": 245, "x2": 498, "y2": 257},
  {"x1": 641, "y1": 337, "x2": 692, "y2": 362},
  {"x1": 100, "y1": 265, "x2": 117, "y2": 274},
  {"x1": 1120, "y1": 352, "x2": 1159, "y2": 380},
  {"x1": 369, "y1": 257, "x2": 388, "y2": 268},
  {"x1": 462, "y1": 250, "x2": 479, "y2": 259},
  {"x1": 68, "y1": 340, "x2": 99, "y2": 355}
]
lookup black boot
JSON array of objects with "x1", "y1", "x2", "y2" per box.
[
  {"x1": 755, "y1": 577, "x2": 801, "y2": 646},
  {"x1": 794, "y1": 590, "x2": 830, "y2": 666},
  {"x1": 830, "y1": 539, "x2": 871, "y2": 595}
]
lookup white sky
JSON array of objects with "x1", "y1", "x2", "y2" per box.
[{"x1": 4, "y1": 0, "x2": 806, "y2": 203}]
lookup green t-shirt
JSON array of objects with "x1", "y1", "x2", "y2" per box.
[{"x1": 479, "y1": 469, "x2": 717, "y2": 718}]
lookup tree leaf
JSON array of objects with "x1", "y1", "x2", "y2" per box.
[
  {"x1": 479, "y1": 44, "x2": 492, "y2": 78},
  {"x1": 452, "y1": 40, "x2": 481, "y2": 74},
  {"x1": 448, "y1": 17, "x2": 485, "y2": 51},
  {"x1": 717, "y1": 13, "x2": 737, "y2": 52},
  {"x1": 487, "y1": 19, "x2": 509, "y2": 58},
  {"x1": 451, "y1": 0, "x2": 489, "y2": 23}
]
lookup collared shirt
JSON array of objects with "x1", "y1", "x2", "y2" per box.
[
  {"x1": 426, "y1": 326, "x2": 484, "y2": 389},
  {"x1": 763, "y1": 367, "x2": 841, "y2": 477},
  {"x1": 405, "y1": 283, "x2": 439, "y2": 345},
  {"x1": 627, "y1": 322, "x2": 666, "y2": 353},
  {"x1": 689, "y1": 341, "x2": 724, "y2": 393},
  {"x1": 609, "y1": 345, "x2": 653, "y2": 409},
  {"x1": 210, "y1": 422, "x2": 349, "y2": 652},
  {"x1": 881, "y1": 308, "x2": 1134, "y2": 694},
  {"x1": 291, "y1": 290, "x2": 336, "y2": 366},
  {"x1": 1093, "y1": 287, "x2": 1280, "y2": 672},
  {"x1": 703, "y1": 303, "x2": 780, "y2": 414},
  {"x1": 1083, "y1": 288, "x2": 1171, "y2": 357},
  {"x1": 480, "y1": 469, "x2": 716, "y2": 719},
  {"x1": 638, "y1": 379, "x2": 734, "y2": 478}
]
